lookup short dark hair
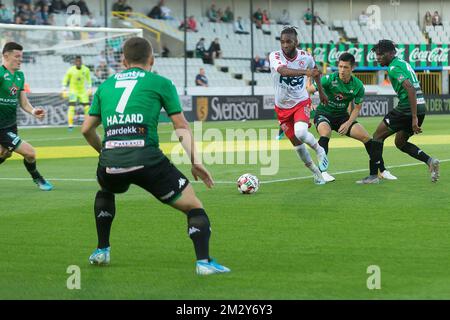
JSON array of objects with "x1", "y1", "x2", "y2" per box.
[
  {"x1": 123, "y1": 37, "x2": 152, "y2": 64},
  {"x1": 2, "y1": 42, "x2": 23, "y2": 55},
  {"x1": 280, "y1": 26, "x2": 298, "y2": 38},
  {"x1": 75, "y1": 55, "x2": 82, "y2": 60},
  {"x1": 371, "y1": 39, "x2": 396, "y2": 54},
  {"x1": 339, "y1": 52, "x2": 356, "y2": 66}
]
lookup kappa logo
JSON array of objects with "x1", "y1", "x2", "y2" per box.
[
  {"x1": 179, "y1": 178, "x2": 186, "y2": 189},
  {"x1": 97, "y1": 211, "x2": 112, "y2": 218},
  {"x1": 4, "y1": 74, "x2": 10, "y2": 80},
  {"x1": 188, "y1": 227, "x2": 200, "y2": 236}
]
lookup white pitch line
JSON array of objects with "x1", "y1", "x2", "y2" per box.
[{"x1": 0, "y1": 159, "x2": 447, "y2": 185}]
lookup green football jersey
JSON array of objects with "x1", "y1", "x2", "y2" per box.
[
  {"x1": 387, "y1": 57, "x2": 425, "y2": 115},
  {"x1": 0, "y1": 66, "x2": 25, "y2": 128},
  {"x1": 315, "y1": 72, "x2": 365, "y2": 116},
  {"x1": 90, "y1": 67, "x2": 182, "y2": 167}
]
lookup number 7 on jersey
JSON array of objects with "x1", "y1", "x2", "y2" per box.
[{"x1": 115, "y1": 80, "x2": 137, "y2": 113}]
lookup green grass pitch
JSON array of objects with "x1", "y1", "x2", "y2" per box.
[{"x1": 0, "y1": 116, "x2": 449, "y2": 299}]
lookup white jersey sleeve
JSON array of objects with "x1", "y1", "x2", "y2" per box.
[{"x1": 269, "y1": 51, "x2": 286, "y2": 73}]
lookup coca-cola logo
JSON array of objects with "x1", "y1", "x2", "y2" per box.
[{"x1": 409, "y1": 48, "x2": 450, "y2": 63}]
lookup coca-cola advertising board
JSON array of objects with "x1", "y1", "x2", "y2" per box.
[{"x1": 301, "y1": 43, "x2": 450, "y2": 68}]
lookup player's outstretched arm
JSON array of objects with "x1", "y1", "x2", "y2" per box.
[
  {"x1": 81, "y1": 115, "x2": 102, "y2": 153},
  {"x1": 170, "y1": 112, "x2": 214, "y2": 188},
  {"x1": 402, "y1": 79, "x2": 422, "y2": 134},
  {"x1": 19, "y1": 91, "x2": 45, "y2": 119}
]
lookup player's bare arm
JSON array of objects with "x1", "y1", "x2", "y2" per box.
[
  {"x1": 171, "y1": 112, "x2": 214, "y2": 188},
  {"x1": 277, "y1": 65, "x2": 318, "y2": 78},
  {"x1": 19, "y1": 91, "x2": 45, "y2": 119},
  {"x1": 312, "y1": 67, "x2": 329, "y2": 106},
  {"x1": 81, "y1": 115, "x2": 102, "y2": 153},
  {"x1": 402, "y1": 79, "x2": 422, "y2": 134}
]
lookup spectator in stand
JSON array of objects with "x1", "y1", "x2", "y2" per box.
[
  {"x1": 216, "y1": 8, "x2": 224, "y2": 23},
  {"x1": 304, "y1": 8, "x2": 313, "y2": 25},
  {"x1": 359, "y1": 10, "x2": 369, "y2": 26},
  {"x1": 208, "y1": 38, "x2": 222, "y2": 60},
  {"x1": 179, "y1": 15, "x2": 198, "y2": 32},
  {"x1": 195, "y1": 68, "x2": 208, "y2": 87},
  {"x1": 432, "y1": 11, "x2": 442, "y2": 26},
  {"x1": 234, "y1": 16, "x2": 249, "y2": 34},
  {"x1": 28, "y1": 11, "x2": 37, "y2": 25},
  {"x1": 160, "y1": 0, "x2": 174, "y2": 20},
  {"x1": 277, "y1": 9, "x2": 290, "y2": 25},
  {"x1": 49, "y1": 0, "x2": 66, "y2": 14},
  {"x1": 314, "y1": 11, "x2": 325, "y2": 25},
  {"x1": 262, "y1": 9, "x2": 270, "y2": 25},
  {"x1": 423, "y1": 11, "x2": 432, "y2": 30},
  {"x1": 0, "y1": 3, "x2": 14, "y2": 23},
  {"x1": 161, "y1": 45, "x2": 170, "y2": 57},
  {"x1": 222, "y1": 6, "x2": 233, "y2": 23},
  {"x1": 251, "y1": 55, "x2": 265, "y2": 72},
  {"x1": 196, "y1": 37, "x2": 211, "y2": 64},
  {"x1": 34, "y1": 0, "x2": 49, "y2": 11},
  {"x1": 206, "y1": 3, "x2": 219, "y2": 22},
  {"x1": 195, "y1": 37, "x2": 206, "y2": 57},
  {"x1": 112, "y1": 0, "x2": 131, "y2": 12},
  {"x1": 253, "y1": 8, "x2": 263, "y2": 29},
  {"x1": 47, "y1": 13, "x2": 55, "y2": 25},
  {"x1": 84, "y1": 13, "x2": 98, "y2": 27},
  {"x1": 36, "y1": 4, "x2": 50, "y2": 24},
  {"x1": 148, "y1": 3, "x2": 162, "y2": 19},
  {"x1": 67, "y1": 0, "x2": 90, "y2": 15}
]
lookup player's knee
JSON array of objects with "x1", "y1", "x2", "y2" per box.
[
  {"x1": 95, "y1": 190, "x2": 115, "y2": 211},
  {"x1": 294, "y1": 122, "x2": 309, "y2": 141},
  {"x1": 396, "y1": 140, "x2": 407, "y2": 150},
  {"x1": 23, "y1": 148, "x2": 36, "y2": 162}
]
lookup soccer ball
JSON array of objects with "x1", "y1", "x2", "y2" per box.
[{"x1": 237, "y1": 173, "x2": 260, "y2": 194}]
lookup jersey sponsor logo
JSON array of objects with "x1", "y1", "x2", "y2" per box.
[
  {"x1": 106, "y1": 113, "x2": 144, "y2": 126},
  {"x1": 279, "y1": 76, "x2": 305, "y2": 87},
  {"x1": 104, "y1": 139, "x2": 145, "y2": 149},
  {"x1": 114, "y1": 71, "x2": 146, "y2": 80},
  {"x1": 299, "y1": 61, "x2": 305, "y2": 67},
  {"x1": 105, "y1": 124, "x2": 147, "y2": 138},
  {"x1": 0, "y1": 97, "x2": 18, "y2": 104}
]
